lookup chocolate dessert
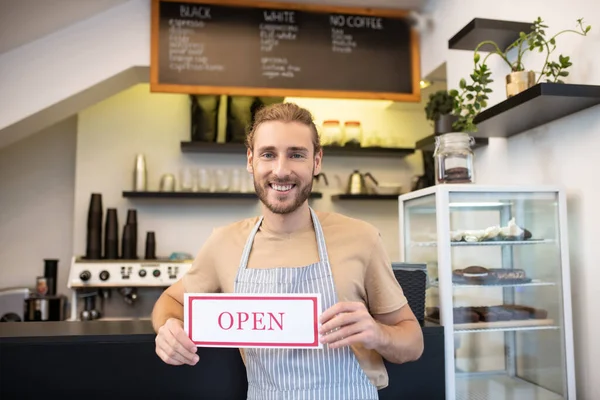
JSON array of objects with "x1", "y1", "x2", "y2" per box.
[
  {"x1": 461, "y1": 266, "x2": 493, "y2": 284},
  {"x1": 454, "y1": 307, "x2": 480, "y2": 323},
  {"x1": 489, "y1": 269, "x2": 527, "y2": 280},
  {"x1": 427, "y1": 305, "x2": 548, "y2": 325},
  {"x1": 453, "y1": 267, "x2": 530, "y2": 285},
  {"x1": 503, "y1": 304, "x2": 548, "y2": 319},
  {"x1": 440, "y1": 167, "x2": 472, "y2": 183}
]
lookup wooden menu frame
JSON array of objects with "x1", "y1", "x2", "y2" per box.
[{"x1": 150, "y1": 0, "x2": 421, "y2": 102}]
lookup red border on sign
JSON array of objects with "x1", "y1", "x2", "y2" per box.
[{"x1": 187, "y1": 295, "x2": 319, "y2": 347}]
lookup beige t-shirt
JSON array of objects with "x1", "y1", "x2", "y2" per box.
[{"x1": 182, "y1": 210, "x2": 408, "y2": 389}]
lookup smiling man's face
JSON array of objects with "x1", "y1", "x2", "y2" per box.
[{"x1": 247, "y1": 120, "x2": 322, "y2": 215}]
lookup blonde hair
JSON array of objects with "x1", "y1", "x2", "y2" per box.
[{"x1": 245, "y1": 103, "x2": 321, "y2": 154}]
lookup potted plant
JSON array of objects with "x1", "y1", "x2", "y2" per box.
[
  {"x1": 448, "y1": 17, "x2": 591, "y2": 133},
  {"x1": 473, "y1": 17, "x2": 591, "y2": 98},
  {"x1": 424, "y1": 90, "x2": 460, "y2": 134}
]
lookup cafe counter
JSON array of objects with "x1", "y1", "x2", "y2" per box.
[{"x1": 0, "y1": 320, "x2": 445, "y2": 399}]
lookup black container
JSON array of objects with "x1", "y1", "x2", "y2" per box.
[
  {"x1": 126, "y1": 210, "x2": 138, "y2": 259},
  {"x1": 104, "y1": 208, "x2": 119, "y2": 259},
  {"x1": 190, "y1": 95, "x2": 220, "y2": 142},
  {"x1": 24, "y1": 296, "x2": 66, "y2": 321},
  {"x1": 145, "y1": 231, "x2": 156, "y2": 260},
  {"x1": 391, "y1": 263, "x2": 427, "y2": 325},
  {"x1": 43, "y1": 259, "x2": 58, "y2": 296},
  {"x1": 122, "y1": 224, "x2": 136, "y2": 260},
  {"x1": 85, "y1": 193, "x2": 103, "y2": 259},
  {"x1": 434, "y1": 114, "x2": 459, "y2": 135}
]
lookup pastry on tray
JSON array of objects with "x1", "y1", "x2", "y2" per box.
[
  {"x1": 425, "y1": 305, "x2": 548, "y2": 324},
  {"x1": 450, "y1": 218, "x2": 534, "y2": 242},
  {"x1": 452, "y1": 266, "x2": 531, "y2": 285}
]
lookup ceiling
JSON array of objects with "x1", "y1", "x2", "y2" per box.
[{"x1": 0, "y1": 0, "x2": 430, "y2": 55}]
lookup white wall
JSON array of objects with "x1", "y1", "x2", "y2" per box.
[
  {"x1": 0, "y1": 0, "x2": 149, "y2": 148},
  {"x1": 0, "y1": 117, "x2": 77, "y2": 297},
  {"x1": 73, "y1": 84, "x2": 429, "y2": 263},
  {"x1": 421, "y1": 1, "x2": 600, "y2": 398}
]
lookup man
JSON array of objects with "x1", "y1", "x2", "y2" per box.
[{"x1": 152, "y1": 102, "x2": 424, "y2": 399}]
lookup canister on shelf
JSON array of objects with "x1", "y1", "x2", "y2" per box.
[
  {"x1": 322, "y1": 120, "x2": 343, "y2": 146},
  {"x1": 343, "y1": 121, "x2": 363, "y2": 147},
  {"x1": 433, "y1": 132, "x2": 475, "y2": 184},
  {"x1": 36, "y1": 276, "x2": 48, "y2": 296}
]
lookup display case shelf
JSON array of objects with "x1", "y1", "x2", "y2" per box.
[
  {"x1": 456, "y1": 373, "x2": 564, "y2": 400},
  {"x1": 425, "y1": 318, "x2": 558, "y2": 333},
  {"x1": 453, "y1": 322, "x2": 559, "y2": 334},
  {"x1": 331, "y1": 194, "x2": 401, "y2": 201},
  {"x1": 180, "y1": 141, "x2": 415, "y2": 158},
  {"x1": 122, "y1": 191, "x2": 323, "y2": 199},
  {"x1": 431, "y1": 280, "x2": 556, "y2": 288},
  {"x1": 410, "y1": 239, "x2": 554, "y2": 247},
  {"x1": 472, "y1": 83, "x2": 600, "y2": 139}
]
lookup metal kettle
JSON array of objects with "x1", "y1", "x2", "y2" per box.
[
  {"x1": 347, "y1": 170, "x2": 378, "y2": 195},
  {"x1": 313, "y1": 173, "x2": 329, "y2": 191}
]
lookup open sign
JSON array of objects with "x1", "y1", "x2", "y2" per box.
[{"x1": 184, "y1": 293, "x2": 322, "y2": 349}]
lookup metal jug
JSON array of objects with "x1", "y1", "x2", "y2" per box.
[
  {"x1": 346, "y1": 170, "x2": 378, "y2": 195},
  {"x1": 313, "y1": 173, "x2": 329, "y2": 191}
]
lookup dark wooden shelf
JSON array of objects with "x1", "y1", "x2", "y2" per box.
[
  {"x1": 322, "y1": 146, "x2": 414, "y2": 157},
  {"x1": 180, "y1": 141, "x2": 415, "y2": 158},
  {"x1": 416, "y1": 134, "x2": 489, "y2": 152},
  {"x1": 448, "y1": 18, "x2": 533, "y2": 52},
  {"x1": 123, "y1": 191, "x2": 323, "y2": 199},
  {"x1": 331, "y1": 194, "x2": 401, "y2": 201},
  {"x1": 472, "y1": 83, "x2": 600, "y2": 138}
]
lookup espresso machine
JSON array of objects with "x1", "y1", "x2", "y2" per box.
[
  {"x1": 68, "y1": 192, "x2": 192, "y2": 321},
  {"x1": 67, "y1": 257, "x2": 191, "y2": 321}
]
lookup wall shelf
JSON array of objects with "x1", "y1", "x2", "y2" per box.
[
  {"x1": 472, "y1": 83, "x2": 600, "y2": 138},
  {"x1": 448, "y1": 18, "x2": 533, "y2": 51},
  {"x1": 416, "y1": 134, "x2": 489, "y2": 152},
  {"x1": 331, "y1": 194, "x2": 401, "y2": 201},
  {"x1": 122, "y1": 191, "x2": 323, "y2": 199},
  {"x1": 180, "y1": 141, "x2": 415, "y2": 158}
]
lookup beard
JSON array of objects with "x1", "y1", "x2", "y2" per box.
[{"x1": 254, "y1": 171, "x2": 314, "y2": 215}]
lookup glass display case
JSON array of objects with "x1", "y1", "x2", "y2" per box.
[{"x1": 398, "y1": 185, "x2": 576, "y2": 400}]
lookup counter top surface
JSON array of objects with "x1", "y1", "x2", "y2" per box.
[
  {"x1": 0, "y1": 319, "x2": 443, "y2": 343},
  {"x1": 1, "y1": 320, "x2": 445, "y2": 399}
]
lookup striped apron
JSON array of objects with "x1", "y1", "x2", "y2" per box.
[{"x1": 234, "y1": 208, "x2": 378, "y2": 400}]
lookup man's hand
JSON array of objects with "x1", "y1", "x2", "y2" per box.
[
  {"x1": 155, "y1": 318, "x2": 199, "y2": 366},
  {"x1": 318, "y1": 301, "x2": 385, "y2": 350}
]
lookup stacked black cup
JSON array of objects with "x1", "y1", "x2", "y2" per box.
[
  {"x1": 122, "y1": 210, "x2": 138, "y2": 259},
  {"x1": 104, "y1": 209, "x2": 119, "y2": 259},
  {"x1": 43, "y1": 259, "x2": 59, "y2": 296},
  {"x1": 145, "y1": 232, "x2": 156, "y2": 259},
  {"x1": 85, "y1": 193, "x2": 103, "y2": 260}
]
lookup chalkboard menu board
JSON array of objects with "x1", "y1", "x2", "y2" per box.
[{"x1": 150, "y1": 0, "x2": 420, "y2": 101}]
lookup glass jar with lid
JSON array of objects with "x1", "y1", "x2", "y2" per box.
[
  {"x1": 322, "y1": 120, "x2": 343, "y2": 146},
  {"x1": 433, "y1": 132, "x2": 475, "y2": 184},
  {"x1": 343, "y1": 121, "x2": 363, "y2": 147}
]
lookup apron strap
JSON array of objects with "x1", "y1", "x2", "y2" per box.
[
  {"x1": 237, "y1": 215, "x2": 264, "y2": 272},
  {"x1": 310, "y1": 208, "x2": 329, "y2": 264},
  {"x1": 237, "y1": 207, "x2": 329, "y2": 272}
]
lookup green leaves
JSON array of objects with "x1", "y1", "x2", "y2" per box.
[
  {"x1": 543, "y1": 54, "x2": 573, "y2": 83},
  {"x1": 453, "y1": 16, "x2": 592, "y2": 129},
  {"x1": 424, "y1": 90, "x2": 456, "y2": 122}
]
